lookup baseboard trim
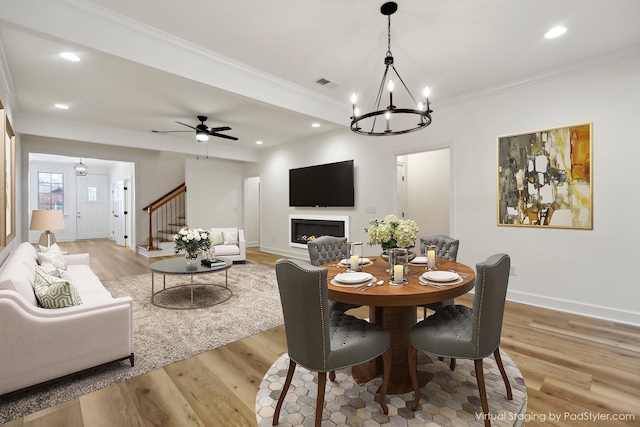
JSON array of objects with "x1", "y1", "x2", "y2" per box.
[{"x1": 506, "y1": 289, "x2": 640, "y2": 326}]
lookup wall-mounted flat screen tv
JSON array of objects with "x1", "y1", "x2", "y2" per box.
[{"x1": 289, "y1": 160, "x2": 354, "y2": 207}]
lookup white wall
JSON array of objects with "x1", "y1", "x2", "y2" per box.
[
  {"x1": 184, "y1": 157, "x2": 244, "y2": 229},
  {"x1": 243, "y1": 176, "x2": 260, "y2": 246},
  {"x1": 259, "y1": 131, "x2": 394, "y2": 258},
  {"x1": 259, "y1": 57, "x2": 640, "y2": 325}
]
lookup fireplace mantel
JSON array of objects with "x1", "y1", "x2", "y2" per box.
[{"x1": 289, "y1": 214, "x2": 350, "y2": 249}]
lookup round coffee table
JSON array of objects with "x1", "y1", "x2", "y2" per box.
[{"x1": 150, "y1": 257, "x2": 233, "y2": 309}]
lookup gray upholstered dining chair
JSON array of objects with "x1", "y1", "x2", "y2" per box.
[
  {"x1": 418, "y1": 235, "x2": 460, "y2": 313},
  {"x1": 274, "y1": 259, "x2": 392, "y2": 427},
  {"x1": 307, "y1": 235, "x2": 361, "y2": 313},
  {"x1": 408, "y1": 254, "x2": 513, "y2": 427}
]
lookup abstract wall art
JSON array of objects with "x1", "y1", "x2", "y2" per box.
[{"x1": 497, "y1": 123, "x2": 592, "y2": 229}]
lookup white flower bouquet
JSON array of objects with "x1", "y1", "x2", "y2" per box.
[
  {"x1": 173, "y1": 227, "x2": 211, "y2": 256},
  {"x1": 365, "y1": 214, "x2": 419, "y2": 249}
]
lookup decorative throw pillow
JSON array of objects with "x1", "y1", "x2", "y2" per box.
[
  {"x1": 34, "y1": 268, "x2": 82, "y2": 308},
  {"x1": 209, "y1": 231, "x2": 224, "y2": 246},
  {"x1": 36, "y1": 261, "x2": 58, "y2": 276},
  {"x1": 37, "y1": 243, "x2": 67, "y2": 270},
  {"x1": 222, "y1": 230, "x2": 239, "y2": 246}
]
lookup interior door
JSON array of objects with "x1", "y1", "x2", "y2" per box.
[
  {"x1": 77, "y1": 174, "x2": 109, "y2": 240},
  {"x1": 112, "y1": 180, "x2": 126, "y2": 246}
]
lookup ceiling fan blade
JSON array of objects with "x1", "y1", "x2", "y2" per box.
[
  {"x1": 152, "y1": 130, "x2": 193, "y2": 133},
  {"x1": 175, "y1": 121, "x2": 197, "y2": 130},
  {"x1": 209, "y1": 126, "x2": 231, "y2": 132},
  {"x1": 211, "y1": 133, "x2": 238, "y2": 141}
]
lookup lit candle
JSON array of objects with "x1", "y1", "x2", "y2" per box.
[
  {"x1": 427, "y1": 249, "x2": 436, "y2": 269},
  {"x1": 423, "y1": 86, "x2": 431, "y2": 112},
  {"x1": 350, "y1": 93, "x2": 357, "y2": 120},
  {"x1": 350, "y1": 255, "x2": 359, "y2": 271},
  {"x1": 393, "y1": 264, "x2": 404, "y2": 282}
]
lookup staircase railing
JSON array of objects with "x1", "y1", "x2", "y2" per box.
[{"x1": 142, "y1": 183, "x2": 186, "y2": 250}]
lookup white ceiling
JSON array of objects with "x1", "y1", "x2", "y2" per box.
[{"x1": 1, "y1": 0, "x2": 640, "y2": 162}]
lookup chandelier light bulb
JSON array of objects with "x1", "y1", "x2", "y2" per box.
[
  {"x1": 418, "y1": 102, "x2": 424, "y2": 111},
  {"x1": 423, "y1": 86, "x2": 431, "y2": 98},
  {"x1": 385, "y1": 111, "x2": 391, "y2": 120},
  {"x1": 388, "y1": 80, "x2": 394, "y2": 92},
  {"x1": 351, "y1": 93, "x2": 357, "y2": 104},
  {"x1": 354, "y1": 107, "x2": 360, "y2": 117}
]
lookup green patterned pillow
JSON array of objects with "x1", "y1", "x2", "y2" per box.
[
  {"x1": 34, "y1": 268, "x2": 82, "y2": 308},
  {"x1": 37, "y1": 243, "x2": 67, "y2": 270},
  {"x1": 209, "y1": 231, "x2": 224, "y2": 246}
]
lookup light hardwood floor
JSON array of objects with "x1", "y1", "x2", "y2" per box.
[{"x1": 3, "y1": 240, "x2": 639, "y2": 426}]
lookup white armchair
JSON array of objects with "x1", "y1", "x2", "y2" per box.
[{"x1": 209, "y1": 228, "x2": 246, "y2": 263}]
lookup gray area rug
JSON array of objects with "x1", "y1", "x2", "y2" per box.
[
  {"x1": 0, "y1": 262, "x2": 283, "y2": 424},
  {"x1": 257, "y1": 351, "x2": 527, "y2": 427}
]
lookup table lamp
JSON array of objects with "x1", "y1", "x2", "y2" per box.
[{"x1": 29, "y1": 210, "x2": 65, "y2": 247}]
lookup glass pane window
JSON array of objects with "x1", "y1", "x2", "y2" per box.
[
  {"x1": 88, "y1": 187, "x2": 97, "y2": 201},
  {"x1": 38, "y1": 172, "x2": 64, "y2": 211}
]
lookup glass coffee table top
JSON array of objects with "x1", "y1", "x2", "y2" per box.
[{"x1": 151, "y1": 257, "x2": 232, "y2": 274}]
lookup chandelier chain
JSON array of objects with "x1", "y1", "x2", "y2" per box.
[{"x1": 387, "y1": 14, "x2": 392, "y2": 56}]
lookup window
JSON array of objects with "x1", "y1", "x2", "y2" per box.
[
  {"x1": 88, "y1": 186, "x2": 97, "y2": 201},
  {"x1": 38, "y1": 172, "x2": 64, "y2": 211}
]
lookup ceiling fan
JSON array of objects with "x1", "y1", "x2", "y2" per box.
[{"x1": 152, "y1": 116, "x2": 238, "y2": 141}]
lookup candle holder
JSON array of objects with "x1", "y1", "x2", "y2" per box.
[
  {"x1": 348, "y1": 242, "x2": 363, "y2": 272},
  {"x1": 425, "y1": 245, "x2": 437, "y2": 270},
  {"x1": 388, "y1": 248, "x2": 408, "y2": 285}
]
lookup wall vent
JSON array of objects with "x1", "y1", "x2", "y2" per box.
[{"x1": 315, "y1": 78, "x2": 331, "y2": 85}]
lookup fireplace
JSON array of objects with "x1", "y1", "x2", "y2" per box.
[{"x1": 289, "y1": 215, "x2": 350, "y2": 249}]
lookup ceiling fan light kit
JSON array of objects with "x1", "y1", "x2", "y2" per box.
[
  {"x1": 151, "y1": 115, "x2": 238, "y2": 157},
  {"x1": 350, "y1": 1, "x2": 433, "y2": 136}
]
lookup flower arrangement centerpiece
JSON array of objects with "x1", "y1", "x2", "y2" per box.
[
  {"x1": 174, "y1": 227, "x2": 211, "y2": 264},
  {"x1": 365, "y1": 214, "x2": 419, "y2": 260}
]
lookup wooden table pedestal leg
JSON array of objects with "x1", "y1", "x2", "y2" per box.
[{"x1": 351, "y1": 305, "x2": 432, "y2": 394}]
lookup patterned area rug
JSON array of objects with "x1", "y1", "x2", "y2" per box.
[
  {"x1": 0, "y1": 262, "x2": 283, "y2": 424},
  {"x1": 256, "y1": 351, "x2": 527, "y2": 427}
]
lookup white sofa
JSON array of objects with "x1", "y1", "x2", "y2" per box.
[
  {"x1": 209, "y1": 227, "x2": 246, "y2": 263},
  {"x1": 0, "y1": 242, "x2": 134, "y2": 395}
]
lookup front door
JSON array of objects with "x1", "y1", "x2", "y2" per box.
[{"x1": 77, "y1": 174, "x2": 109, "y2": 240}]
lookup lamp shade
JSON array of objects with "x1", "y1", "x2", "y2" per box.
[{"x1": 29, "y1": 210, "x2": 65, "y2": 231}]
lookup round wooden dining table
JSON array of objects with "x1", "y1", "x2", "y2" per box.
[{"x1": 326, "y1": 256, "x2": 475, "y2": 394}]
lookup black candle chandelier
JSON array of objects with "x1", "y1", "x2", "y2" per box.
[{"x1": 350, "y1": 2, "x2": 433, "y2": 136}]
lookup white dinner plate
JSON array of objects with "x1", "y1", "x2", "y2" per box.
[
  {"x1": 422, "y1": 271, "x2": 459, "y2": 282},
  {"x1": 410, "y1": 256, "x2": 427, "y2": 264},
  {"x1": 340, "y1": 258, "x2": 371, "y2": 265},
  {"x1": 334, "y1": 272, "x2": 373, "y2": 284}
]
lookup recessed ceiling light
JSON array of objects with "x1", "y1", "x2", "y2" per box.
[
  {"x1": 311, "y1": 123, "x2": 321, "y2": 128},
  {"x1": 54, "y1": 104, "x2": 69, "y2": 110},
  {"x1": 256, "y1": 140, "x2": 264, "y2": 145},
  {"x1": 544, "y1": 26, "x2": 567, "y2": 39},
  {"x1": 60, "y1": 52, "x2": 81, "y2": 62}
]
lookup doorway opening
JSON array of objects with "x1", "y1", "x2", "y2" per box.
[
  {"x1": 28, "y1": 153, "x2": 135, "y2": 248},
  {"x1": 396, "y1": 148, "x2": 451, "y2": 237}
]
